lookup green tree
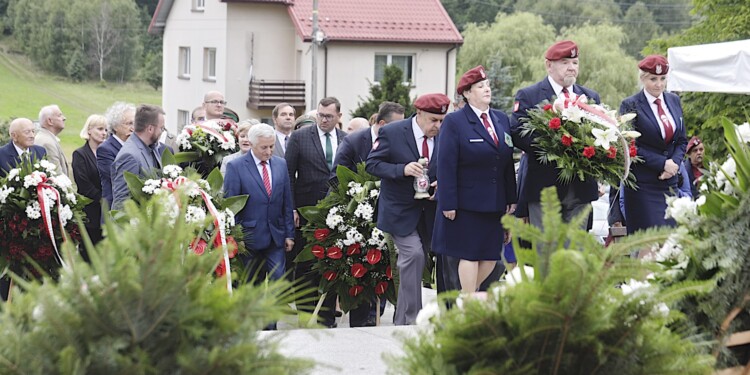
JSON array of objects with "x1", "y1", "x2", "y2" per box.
[
  {"x1": 65, "y1": 48, "x2": 87, "y2": 82},
  {"x1": 622, "y1": 2, "x2": 662, "y2": 58},
  {"x1": 511, "y1": 0, "x2": 622, "y2": 32},
  {"x1": 350, "y1": 64, "x2": 413, "y2": 119},
  {"x1": 646, "y1": 0, "x2": 750, "y2": 160},
  {"x1": 141, "y1": 50, "x2": 162, "y2": 90},
  {"x1": 440, "y1": 0, "x2": 509, "y2": 31}
]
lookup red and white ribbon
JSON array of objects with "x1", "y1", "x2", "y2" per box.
[
  {"x1": 36, "y1": 175, "x2": 67, "y2": 267},
  {"x1": 196, "y1": 123, "x2": 229, "y2": 143}
]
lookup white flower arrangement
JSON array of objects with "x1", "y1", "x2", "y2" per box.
[
  {"x1": 185, "y1": 205, "x2": 207, "y2": 224},
  {"x1": 163, "y1": 165, "x2": 183, "y2": 179},
  {"x1": 592, "y1": 127, "x2": 619, "y2": 150},
  {"x1": 23, "y1": 171, "x2": 46, "y2": 189},
  {"x1": 354, "y1": 202, "x2": 374, "y2": 221},
  {"x1": 736, "y1": 122, "x2": 750, "y2": 143},
  {"x1": 326, "y1": 210, "x2": 344, "y2": 229},
  {"x1": 6, "y1": 168, "x2": 20, "y2": 182},
  {"x1": 347, "y1": 181, "x2": 364, "y2": 197},
  {"x1": 59, "y1": 204, "x2": 73, "y2": 227},
  {"x1": 664, "y1": 196, "x2": 700, "y2": 225},
  {"x1": 0, "y1": 186, "x2": 14, "y2": 204},
  {"x1": 505, "y1": 265, "x2": 534, "y2": 287},
  {"x1": 25, "y1": 200, "x2": 41, "y2": 220}
]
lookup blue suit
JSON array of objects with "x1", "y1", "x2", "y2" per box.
[
  {"x1": 433, "y1": 105, "x2": 517, "y2": 261},
  {"x1": 510, "y1": 78, "x2": 601, "y2": 205},
  {"x1": 333, "y1": 127, "x2": 373, "y2": 174},
  {"x1": 111, "y1": 134, "x2": 161, "y2": 210},
  {"x1": 619, "y1": 90, "x2": 687, "y2": 234},
  {"x1": 0, "y1": 142, "x2": 46, "y2": 177},
  {"x1": 96, "y1": 134, "x2": 123, "y2": 209},
  {"x1": 224, "y1": 153, "x2": 294, "y2": 281}
]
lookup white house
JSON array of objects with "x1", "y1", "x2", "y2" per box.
[{"x1": 149, "y1": 0, "x2": 463, "y2": 132}]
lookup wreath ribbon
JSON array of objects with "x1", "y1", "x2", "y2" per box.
[{"x1": 36, "y1": 175, "x2": 67, "y2": 267}]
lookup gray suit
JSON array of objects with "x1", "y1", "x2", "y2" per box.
[
  {"x1": 273, "y1": 135, "x2": 286, "y2": 158},
  {"x1": 34, "y1": 127, "x2": 69, "y2": 177},
  {"x1": 111, "y1": 134, "x2": 162, "y2": 210}
]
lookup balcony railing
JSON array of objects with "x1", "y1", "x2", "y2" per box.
[{"x1": 247, "y1": 79, "x2": 306, "y2": 110}]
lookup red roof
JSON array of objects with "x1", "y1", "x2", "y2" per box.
[{"x1": 287, "y1": 0, "x2": 463, "y2": 44}]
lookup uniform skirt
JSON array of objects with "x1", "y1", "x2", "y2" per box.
[
  {"x1": 623, "y1": 181, "x2": 676, "y2": 234},
  {"x1": 432, "y1": 209, "x2": 505, "y2": 261}
]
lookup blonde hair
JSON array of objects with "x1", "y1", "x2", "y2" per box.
[
  {"x1": 237, "y1": 119, "x2": 259, "y2": 136},
  {"x1": 80, "y1": 114, "x2": 108, "y2": 140}
]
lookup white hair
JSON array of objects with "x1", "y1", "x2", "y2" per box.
[
  {"x1": 38, "y1": 105, "x2": 59, "y2": 128},
  {"x1": 247, "y1": 123, "x2": 276, "y2": 145},
  {"x1": 104, "y1": 102, "x2": 136, "y2": 133}
]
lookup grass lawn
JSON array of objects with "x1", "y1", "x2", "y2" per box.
[{"x1": 0, "y1": 43, "x2": 161, "y2": 158}]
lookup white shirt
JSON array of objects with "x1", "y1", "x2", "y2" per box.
[
  {"x1": 13, "y1": 142, "x2": 27, "y2": 157},
  {"x1": 317, "y1": 126, "x2": 338, "y2": 164},
  {"x1": 547, "y1": 76, "x2": 572, "y2": 98},
  {"x1": 113, "y1": 134, "x2": 126, "y2": 146},
  {"x1": 371, "y1": 126, "x2": 379, "y2": 144},
  {"x1": 643, "y1": 91, "x2": 677, "y2": 139},
  {"x1": 411, "y1": 117, "x2": 433, "y2": 161},
  {"x1": 251, "y1": 151, "x2": 272, "y2": 187},
  {"x1": 468, "y1": 103, "x2": 498, "y2": 140},
  {"x1": 275, "y1": 130, "x2": 290, "y2": 154}
]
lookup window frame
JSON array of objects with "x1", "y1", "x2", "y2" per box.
[
  {"x1": 374, "y1": 53, "x2": 415, "y2": 86},
  {"x1": 203, "y1": 47, "x2": 216, "y2": 82},
  {"x1": 178, "y1": 47, "x2": 191, "y2": 79},
  {"x1": 192, "y1": 0, "x2": 205, "y2": 12}
]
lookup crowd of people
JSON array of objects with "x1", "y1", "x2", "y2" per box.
[{"x1": 0, "y1": 40, "x2": 706, "y2": 327}]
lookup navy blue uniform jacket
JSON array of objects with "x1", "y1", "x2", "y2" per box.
[
  {"x1": 366, "y1": 117, "x2": 437, "y2": 237},
  {"x1": 510, "y1": 78, "x2": 601, "y2": 204},
  {"x1": 0, "y1": 143, "x2": 46, "y2": 176}
]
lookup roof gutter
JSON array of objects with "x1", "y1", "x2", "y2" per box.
[{"x1": 445, "y1": 43, "x2": 459, "y2": 95}]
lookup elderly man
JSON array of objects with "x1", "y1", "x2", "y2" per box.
[
  {"x1": 0, "y1": 118, "x2": 47, "y2": 176},
  {"x1": 366, "y1": 93, "x2": 451, "y2": 325},
  {"x1": 111, "y1": 104, "x2": 166, "y2": 210},
  {"x1": 35, "y1": 105, "x2": 69, "y2": 177},
  {"x1": 343, "y1": 117, "x2": 370, "y2": 134},
  {"x1": 271, "y1": 102, "x2": 296, "y2": 157},
  {"x1": 285, "y1": 96, "x2": 348, "y2": 328},
  {"x1": 97, "y1": 102, "x2": 136, "y2": 208},
  {"x1": 203, "y1": 91, "x2": 226, "y2": 121},
  {"x1": 510, "y1": 40, "x2": 601, "y2": 230}
]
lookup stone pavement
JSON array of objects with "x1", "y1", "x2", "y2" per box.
[{"x1": 259, "y1": 287, "x2": 437, "y2": 374}]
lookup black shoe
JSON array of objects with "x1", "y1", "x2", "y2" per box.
[
  {"x1": 363, "y1": 318, "x2": 377, "y2": 327},
  {"x1": 335, "y1": 310, "x2": 343, "y2": 317},
  {"x1": 326, "y1": 322, "x2": 338, "y2": 329}
]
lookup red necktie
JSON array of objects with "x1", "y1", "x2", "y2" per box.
[
  {"x1": 480, "y1": 113, "x2": 499, "y2": 146},
  {"x1": 421, "y1": 136, "x2": 429, "y2": 160},
  {"x1": 654, "y1": 98, "x2": 674, "y2": 144},
  {"x1": 261, "y1": 161, "x2": 272, "y2": 196},
  {"x1": 561, "y1": 86, "x2": 570, "y2": 99}
]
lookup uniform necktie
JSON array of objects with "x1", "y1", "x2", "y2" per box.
[
  {"x1": 325, "y1": 132, "x2": 333, "y2": 170},
  {"x1": 480, "y1": 113, "x2": 499, "y2": 146},
  {"x1": 421, "y1": 136, "x2": 429, "y2": 160},
  {"x1": 261, "y1": 161, "x2": 272, "y2": 196},
  {"x1": 284, "y1": 136, "x2": 289, "y2": 149},
  {"x1": 654, "y1": 98, "x2": 674, "y2": 144},
  {"x1": 561, "y1": 86, "x2": 570, "y2": 99}
]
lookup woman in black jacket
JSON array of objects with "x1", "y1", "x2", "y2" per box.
[{"x1": 72, "y1": 114, "x2": 108, "y2": 255}]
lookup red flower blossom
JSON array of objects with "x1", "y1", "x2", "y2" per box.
[
  {"x1": 351, "y1": 263, "x2": 367, "y2": 278},
  {"x1": 348, "y1": 285, "x2": 364, "y2": 297},
  {"x1": 366, "y1": 249, "x2": 382, "y2": 265},
  {"x1": 629, "y1": 145, "x2": 637, "y2": 157},
  {"x1": 323, "y1": 270, "x2": 337, "y2": 281},
  {"x1": 583, "y1": 146, "x2": 596, "y2": 159},
  {"x1": 543, "y1": 104, "x2": 553, "y2": 111},
  {"x1": 311, "y1": 245, "x2": 325, "y2": 259},
  {"x1": 190, "y1": 238, "x2": 208, "y2": 255},
  {"x1": 215, "y1": 260, "x2": 226, "y2": 277},
  {"x1": 561, "y1": 134, "x2": 573, "y2": 147},
  {"x1": 375, "y1": 281, "x2": 389, "y2": 295},
  {"x1": 548, "y1": 118, "x2": 561, "y2": 130},
  {"x1": 314, "y1": 228, "x2": 330, "y2": 241},
  {"x1": 346, "y1": 243, "x2": 361, "y2": 256},
  {"x1": 213, "y1": 235, "x2": 239, "y2": 258},
  {"x1": 327, "y1": 246, "x2": 343, "y2": 259},
  {"x1": 607, "y1": 146, "x2": 617, "y2": 159},
  {"x1": 385, "y1": 265, "x2": 393, "y2": 279},
  {"x1": 186, "y1": 128, "x2": 193, "y2": 136}
]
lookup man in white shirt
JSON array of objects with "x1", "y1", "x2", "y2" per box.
[{"x1": 271, "y1": 102, "x2": 296, "y2": 157}]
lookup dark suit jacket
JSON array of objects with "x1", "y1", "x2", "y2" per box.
[
  {"x1": 619, "y1": 90, "x2": 687, "y2": 186},
  {"x1": 510, "y1": 77, "x2": 601, "y2": 204},
  {"x1": 96, "y1": 134, "x2": 123, "y2": 209},
  {"x1": 0, "y1": 142, "x2": 46, "y2": 177},
  {"x1": 224, "y1": 154, "x2": 294, "y2": 250},
  {"x1": 72, "y1": 142, "x2": 103, "y2": 230},
  {"x1": 366, "y1": 117, "x2": 437, "y2": 237},
  {"x1": 111, "y1": 134, "x2": 161, "y2": 210},
  {"x1": 285, "y1": 125, "x2": 347, "y2": 208},
  {"x1": 437, "y1": 105, "x2": 517, "y2": 213},
  {"x1": 333, "y1": 127, "x2": 373, "y2": 174}
]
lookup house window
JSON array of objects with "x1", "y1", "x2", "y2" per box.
[
  {"x1": 192, "y1": 0, "x2": 205, "y2": 11},
  {"x1": 178, "y1": 47, "x2": 190, "y2": 79},
  {"x1": 374, "y1": 54, "x2": 414, "y2": 84},
  {"x1": 177, "y1": 110, "x2": 190, "y2": 131},
  {"x1": 203, "y1": 48, "x2": 216, "y2": 81}
]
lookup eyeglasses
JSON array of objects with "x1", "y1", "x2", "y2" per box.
[
  {"x1": 205, "y1": 100, "x2": 227, "y2": 105},
  {"x1": 317, "y1": 113, "x2": 336, "y2": 121}
]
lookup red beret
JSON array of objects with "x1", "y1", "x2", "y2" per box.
[
  {"x1": 456, "y1": 65, "x2": 488, "y2": 95},
  {"x1": 686, "y1": 136, "x2": 702, "y2": 153},
  {"x1": 638, "y1": 55, "x2": 669, "y2": 75},
  {"x1": 414, "y1": 93, "x2": 451, "y2": 114},
  {"x1": 545, "y1": 40, "x2": 579, "y2": 61}
]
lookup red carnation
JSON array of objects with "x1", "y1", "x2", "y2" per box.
[
  {"x1": 190, "y1": 238, "x2": 208, "y2": 255},
  {"x1": 375, "y1": 281, "x2": 389, "y2": 295},
  {"x1": 327, "y1": 246, "x2": 343, "y2": 259},
  {"x1": 348, "y1": 285, "x2": 364, "y2": 297},
  {"x1": 213, "y1": 235, "x2": 239, "y2": 258},
  {"x1": 314, "y1": 228, "x2": 330, "y2": 241},
  {"x1": 543, "y1": 104, "x2": 553, "y2": 111},
  {"x1": 607, "y1": 146, "x2": 617, "y2": 159},
  {"x1": 561, "y1": 134, "x2": 573, "y2": 147},
  {"x1": 366, "y1": 249, "x2": 382, "y2": 265},
  {"x1": 215, "y1": 260, "x2": 226, "y2": 277},
  {"x1": 186, "y1": 128, "x2": 193, "y2": 136},
  {"x1": 346, "y1": 243, "x2": 361, "y2": 256},
  {"x1": 583, "y1": 146, "x2": 596, "y2": 159},
  {"x1": 311, "y1": 245, "x2": 325, "y2": 259},
  {"x1": 323, "y1": 270, "x2": 337, "y2": 281},
  {"x1": 629, "y1": 145, "x2": 637, "y2": 157},
  {"x1": 548, "y1": 118, "x2": 561, "y2": 130},
  {"x1": 385, "y1": 265, "x2": 393, "y2": 279},
  {"x1": 351, "y1": 263, "x2": 367, "y2": 278}
]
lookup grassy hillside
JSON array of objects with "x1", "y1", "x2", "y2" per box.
[{"x1": 0, "y1": 43, "x2": 161, "y2": 157}]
